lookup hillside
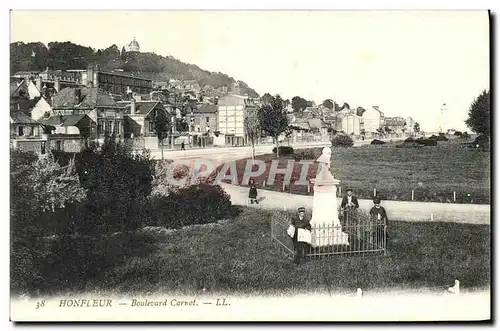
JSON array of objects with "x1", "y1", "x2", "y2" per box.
[{"x1": 10, "y1": 41, "x2": 259, "y2": 97}]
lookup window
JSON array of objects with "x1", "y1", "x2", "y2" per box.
[
  {"x1": 149, "y1": 121, "x2": 155, "y2": 133},
  {"x1": 18, "y1": 126, "x2": 24, "y2": 136},
  {"x1": 41, "y1": 141, "x2": 46, "y2": 155},
  {"x1": 206, "y1": 117, "x2": 210, "y2": 123},
  {"x1": 56, "y1": 141, "x2": 62, "y2": 151},
  {"x1": 98, "y1": 120, "x2": 105, "y2": 135}
]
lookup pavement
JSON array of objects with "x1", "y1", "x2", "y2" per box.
[{"x1": 219, "y1": 183, "x2": 490, "y2": 225}]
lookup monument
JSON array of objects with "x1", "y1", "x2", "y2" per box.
[{"x1": 309, "y1": 147, "x2": 349, "y2": 247}]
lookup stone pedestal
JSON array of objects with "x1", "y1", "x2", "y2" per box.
[{"x1": 309, "y1": 176, "x2": 349, "y2": 247}]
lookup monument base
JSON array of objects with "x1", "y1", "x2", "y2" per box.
[{"x1": 311, "y1": 225, "x2": 349, "y2": 247}]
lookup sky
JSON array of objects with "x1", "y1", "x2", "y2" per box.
[{"x1": 10, "y1": 10, "x2": 490, "y2": 132}]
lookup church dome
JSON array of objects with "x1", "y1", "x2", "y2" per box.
[{"x1": 127, "y1": 37, "x2": 140, "y2": 52}]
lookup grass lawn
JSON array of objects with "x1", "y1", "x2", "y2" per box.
[
  {"x1": 214, "y1": 138, "x2": 490, "y2": 204},
  {"x1": 78, "y1": 208, "x2": 490, "y2": 296}
]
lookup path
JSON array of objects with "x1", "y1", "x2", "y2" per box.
[{"x1": 219, "y1": 183, "x2": 490, "y2": 225}]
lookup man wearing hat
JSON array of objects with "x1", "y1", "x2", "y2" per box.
[
  {"x1": 369, "y1": 197, "x2": 390, "y2": 243},
  {"x1": 291, "y1": 207, "x2": 312, "y2": 265},
  {"x1": 341, "y1": 188, "x2": 359, "y2": 210}
]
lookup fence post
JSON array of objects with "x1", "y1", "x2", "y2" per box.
[
  {"x1": 357, "y1": 288, "x2": 363, "y2": 298},
  {"x1": 307, "y1": 184, "x2": 311, "y2": 193},
  {"x1": 411, "y1": 189, "x2": 414, "y2": 201},
  {"x1": 282, "y1": 183, "x2": 285, "y2": 192},
  {"x1": 448, "y1": 280, "x2": 460, "y2": 295},
  {"x1": 430, "y1": 213, "x2": 434, "y2": 221},
  {"x1": 373, "y1": 188, "x2": 377, "y2": 197},
  {"x1": 453, "y1": 191, "x2": 456, "y2": 202}
]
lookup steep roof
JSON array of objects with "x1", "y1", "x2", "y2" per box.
[
  {"x1": 123, "y1": 101, "x2": 164, "y2": 115},
  {"x1": 10, "y1": 111, "x2": 38, "y2": 124},
  {"x1": 53, "y1": 87, "x2": 119, "y2": 109},
  {"x1": 40, "y1": 114, "x2": 94, "y2": 127}
]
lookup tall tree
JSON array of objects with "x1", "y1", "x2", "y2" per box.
[
  {"x1": 261, "y1": 93, "x2": 273, "y2": 105},
  {"x1": 153, "y1": 109, "x2": 173, "y2": 160},
  {"x1": 244, "y1": 111, "x2": 261, "y2": 161},
  {"x1": 334, "y1": 102, "x2": 341, "y2": 112},
  {"x1": 258, "y1": 95, "x2": 289, "y2": 157},
  {"x1": 413, "y1": 122, "x2": 420, "y2": 134},
  {"x1": 291, "y1": 96, "x2": 308, "y2": 113},
  {"x1": 322, "y1": 99, "x2": 334, "y2": 110},
  {"x1": 465, "y1": 90, "x2": 490, "y2": 137}
]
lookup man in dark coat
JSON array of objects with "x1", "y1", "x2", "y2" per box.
[
  {"x1": 369, "y1": 197, "x2": 390, "y2": 244},
  {"x1": 340, "y1": 188, "x2": 359, "y2": 228},
  {"x1": 341, "y1": 188, "x2": 359, "y2": 210},
  {"x1": 291, "y1": 207, "x2": 312, "y2": 265},
  {"x1": 248, "y1": 179, "x2": 258, "y2": 204}
]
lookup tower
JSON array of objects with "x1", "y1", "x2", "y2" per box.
[{"x1": 126, "y1": 37, "x2": 140, "y2": 53}]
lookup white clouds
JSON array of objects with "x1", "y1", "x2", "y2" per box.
[{"x1": 11, "y1": 10, "x2": 489, "y2": 131}]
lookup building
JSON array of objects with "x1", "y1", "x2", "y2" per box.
[
  {"x1": 120, "y1": 100, "x2": 171, "y2": 138},
  {"x1": 384, "y1": 117, "x2": 407, "y2": 134},
  {"x1": 39, "y1": 114, "x2": 97, "y2": 152},
  {"x1": 10, "y1": 110, "x2": 47, "y2": 154},
  {"x1": 334, "y1": 109, "x2": 362, "y2": 135},
  {"x1": 81, "y1": 66, "x2": 153, "y2": 96},
  {"x1": 125, "y1": 37, "x2": 140, "y2": 53},
  {"x1": 405, "y1": 117, "x2": 416, "y2": 133},
  {"x1": 31, "y1": 97, "x2": 53, "y2": 121},
  {"x1": 362, "y1": 106, "x2": 385, "y2": 135},
  {"x1": 191, "y1": 104, "x2": 218, "y2": 134},
  {"x1": 10, "y1": 78, "x2": 41, "y2": 114},
  {"x1": 217, "y1": 94, "x2": 258, "y2": 146},
  {"x1": 52, "y1": 87, "x2": 125, "y2": 141}
]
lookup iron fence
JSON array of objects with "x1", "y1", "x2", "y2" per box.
[{"x1": 271, "y1": 209, "x2": 387, "y2": 258}]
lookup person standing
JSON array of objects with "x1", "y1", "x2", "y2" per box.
[
  {"x1": 341, "y1": 188, "x2": 359, "y2": 210},
  {"x1": 181, "y1": 141, "x2": 185, "y2": 150},
  {"x1": 290, "y1": 207, "x2": 312, "y2": 265},
  {"x1": 369, "y1": 197, "x2": 390, "y2": 244},
  {"x1": 248, "y1": 179, "x2": 258, "y2": 204}
]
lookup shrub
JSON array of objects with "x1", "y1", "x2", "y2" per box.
[
  {"x1": 272, "y1": 146, "x2": 294, "y2": 155},
  {"x1": 332, "y1": 134, "x2": 354, "y2": 147},
  {"x1": 473, "y1": 134, "x2": 490, "y2": 150},
  {"x1": 370, "y1": 139, "x2": 386, "y2": 145},
  {"x1": 435, "y1": 135, "x2": 449, "y2": 141},
  {"x1": 293, "y1": 148, "x2": 322, "y2": 161},
  {"x1": 404, "y1": 137, "x2": 414, "y2": 143},
  {"x1": 415, "y1": 138, "x2": 437, "y2": 146},
  {"x1": 151, "y1": 184, "x2": 232, "y2": 229},
  {"x1": 454, "y1": 131, "x2": 463, "y2": 136}
]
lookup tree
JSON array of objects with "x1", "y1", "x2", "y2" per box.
[
  {"x1": 465, "y1": 89, "x2": 490, "y2": 137},
  {"x1": 341, "y1": 102, "x2": 350, "y2": 110},
  {"x1": 356, "y1": 106, "x2": 366, "y2": 117},
  {"x1": 258, "y1": 95, "x2": 289, "y2": 157},
  {"x1": 291, "y1": 96, "x2": 308, "y2": 113},
  {"x1": 261, "y1": 93, "x2": 273, "y2": 105},
  {"x1": 153, "y1": 109, "x2": 173, "y2": 160},
  {"x1": 334, "y1": 102, "x2": 342, "y2": 112},
  {"x1": 74, "y1": 138, "x2": 153, "y2": 234},
  {"x1": 284, "y1": 125, "x2": 294, "y2": 146},
  {"x1": 244, "y1": 111, "x2": 261, "y2": 161},
  {"x1": 322, "y1": 99, "x2": 334, "y2": 110},
  {"x1": 414, "y1": 122, "x2": 421, "y2": 134}
]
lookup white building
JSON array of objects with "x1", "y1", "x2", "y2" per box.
[
  {"x1": 217, "y1": 94, "x2": 258, "y2": 146},
  {"x1": 125, "y1": 37, "x2": 140, "y2": 53},
  {"x1": 362, "y1": 106, "x2": 384, "y2": 134}
]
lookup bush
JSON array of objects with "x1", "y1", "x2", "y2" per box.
[
  {"x1": 332, "y1": 134, "x2": 354, "y2": 147},
  {"x1": 404, "y1": 137, "x2": 414, "y2": 143},
  {"x1": 415, "y1": 138, "x2": 437, "y2": 146},
  {"x1": 293, "y1": 148, "x2": 322, "y2": 161},
  {"x1": 473, "y1": 134, "x2": 490, "y2": 150},
  {"x1": 151, "y1": 184, "x2": 232, "y2": 229},
  {"x1": 396, "y1": 142, "x2": 422, "y2": 148},
  {"x1": 370, "y1": 139, "x2": 386, "y2": 145},
  {"x1": 272, "y1": 146, "x2": 294, "y2": 155},
  {"x1": 454, "y1": 131, "x2": 463, "y2": 136}
]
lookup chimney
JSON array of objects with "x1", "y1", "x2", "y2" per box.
[
  {"x1": 130, "y1": 98, "x2": 136, "y2": 115},
  {"x1": 54, "y1": 77, "x2": 61, "y2": 92},
  {"x1": 36, "y1": 76, "x2": 43, "y2": 91},
  {"x1": 75, "y1": 88, "x2": 82, "y2": 105}
]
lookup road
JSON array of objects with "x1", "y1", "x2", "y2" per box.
[
  {"x1": 219, "y1": 183, "x2": 490, "y2": 225},
  {"x1": 150, "y1": 138, "x2": 404, "y2": 162},
  {"x1": 149, "y1": 137, "x2": 490, "y2": 225}
]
